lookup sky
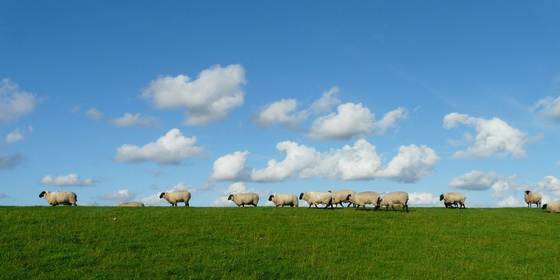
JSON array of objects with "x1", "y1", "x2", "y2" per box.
[{"x1": 1, "y1": 0, "x2": 560, "y2": 207}]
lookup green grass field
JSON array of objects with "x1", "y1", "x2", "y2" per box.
[{"x1": 0, "y1": 207, "x2": 558, "y2": 279}]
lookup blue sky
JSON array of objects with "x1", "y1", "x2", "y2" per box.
[{"x1": 1, "y1": 0, "x2": 560, "y2": 207}]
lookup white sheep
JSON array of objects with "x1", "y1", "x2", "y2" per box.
[
  {"x1": 268, "y1": 194, "x2": 298, "y2": 207},
  {"x1": 329, "y1": 189, "x2": 355, "y2": 207},
  {"x1": 159, "y1": 191, "x2": 191, "y2": 207},
  {"x1": 439, "y1": 192, "x2": 466, "y2": 208},
  {"x1": 228, "y1": 193, "x2": 259, "y2": 207},
  {"x1": 524, "y1": 190, "x2": 542, "y2": 208},
  {"x1": 542, "y1": 202, "x2": 560, "y2": 213},
  {"x1": 39, "y1": 191, "x2": 77, "y2": 206},
  {"x1": 118, "y1": 201, "x2": 145, "y2": 207},
  {"x1": 379, "y1": 191, "x2": 409, "y2": 212},
  {"x1": 348, "y1": 191, "x2": 381, "y2": 209},
  {"x1": 299, "y1": 192, "x2": 333, "y2": 208}
]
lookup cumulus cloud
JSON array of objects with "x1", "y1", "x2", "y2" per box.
[
  {"x1": 496, "y1": 196, "x2": 522, "y2": 207},
  {"x1": 0, "y1": 79, "x2": 38, "y2": 122},
  {"x1": 376, "y1": 145, "x2": 439, "y2": 183},
  {"x1": 211, "y1": 151, "x2": 249, "y2": 181},
  {"x1": 112, "y1": 113, "x2": 157, "y2": 127},
  {"x1": 85, "y1": 108, "x2": 103, "y2": 120},
  {"x1": 0, "y1": 154, "x2": 22, "y2": 169},
  {"x1": 214, "y1": 139, "x2": 438, "y2": 183},
  {"x1": 409, "y1": 192, "x2": 439, "y2": 205},
  {"x1": 536, "y1": 176, "x2": 560, "y2": 199},
  {"x1": 255, "y1": 99, "x2": 307, "y2": 128},
  {"x1": 115, "y1": 128, "x2": 203, "y2": 164},
  {"x1": 100, "y1": 189, "x2": 135, "y2": 202},
  {"x1": 41, "y1": 173, "x2": 95, "y2": 186},
  {"x1": 309, "y1": 103, "x2": 407, "y2": 140},
  {"x1": 310, "y1": 86, "x2": 341, "y2": 113},
  {"x1": 443, "y1": 113, "x2": 527, "y2": 158},
  {"x1": 142, "y1": 64, "x2": 246, "y2": 125},
  {"x1": 533, "y1": 96, "x2": 560, "y2": 121},
  {"x1": 449, "y1": 170, "x2": 501, "y2": 190},
  {"x1": 5, "y1": 126, "x2": 32, "y2": 144}
]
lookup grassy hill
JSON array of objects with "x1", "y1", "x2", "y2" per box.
[{"x1": 0, "y1": 207, "x2": 557, "y2": 279}]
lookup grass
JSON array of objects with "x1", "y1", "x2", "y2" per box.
[{"x1": 0, "y1": 207, "x2": 558, "y2": 279}]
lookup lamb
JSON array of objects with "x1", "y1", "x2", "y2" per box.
[
  {"x1": 228, "y1": 193, "x2": 259, "y2": 207},
  {"x1": 268, "y1": 194, "x2": 298, "y2": 207},
  {"x1": 347, "y1": 192, "x2": 381, "y2": 209},
  {"x1": 329, "y1": 189, "x2": 355, "y2": 207},
  {"x1": 379, "y1": 191, "x2": 409, "y2": 212},
  {"x1": 159, "y1": 191, "x2": 191, "y2": 207},
  {"x1": 524, "y1": 190, "x2": 542, "y2": 208},
  {"x1": 542, "y1": 202, "x2": 560, "y2": 213},
  {"x1": 299, "y1": 192, "x2": 333, "y2": 208},
  {"x1": 118, "y1": 201, "x2": 145, "y2": 207},
  {"x1": 38, "y1": 191, "x2": 77, "y2": 206},
  {"x1": 439, "y1": 192, "x2": 466, "y2": 208}
]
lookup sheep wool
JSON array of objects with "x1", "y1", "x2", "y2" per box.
[
  {"x1": 542, "y1": 202, "x2": 560, "y2": 213},
  {"x1": 380, "y1": 192, "x2": 409, "y2": 212},
  {"x1": 524, "y1": 191, "x2": 542, "y2": 208},
  {"x1": 329, "y1": 189, "x2": 355, "y2": 207},
  {"x1": 268, "y1": 194, "x2": 298, "y2": 207},
  {"x1": 440, "y1": 192, "x2": 466, "y2": 208},
  {"x1": 38, "y1": 191, "x2": 77, "y2": 206},
  {"x1": 299, "y1": 192, "x2": 333, "y2": 208},
  {"x1": 228, "y1": 193, "x2": 259, "y2": 207},
  {"x1": 348, "y1": 192, "x2": 381, "y2": 208},
  {"x1": 160, "y1": 191, "x2": 191, "y2": 207}
]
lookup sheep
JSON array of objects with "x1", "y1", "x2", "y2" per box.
[
  {"x1": 268, "y1": 193, "x2": 298, "y2": 207},
  {"x1": 118, "y1": 201, "x2": 145, "y2": 207},
  {"x1": 38, "y1": 191, "x2": 77, "y2": 206},
  {"x1": 228, "y1": 193, "x2": 259, "y2": 207},
  {"x1": 329, "y1": 189, "x2": 355, "y2": 207},
  {"x1": 299, "y1": 192, "x2": 333, "y2": 208},
  {"x1": 439, "y1": 192, "x2": 466, "y2": 209},
  {"x1": 347, "y1": 192, "x2": 381, "y2": 209},
  {"x1": 524, "y1": 190, "x2": 542, "y2": 208},
  {"x1": 159, "y1": 191, "x2": 191, "y2": 207},
  {"x1": 379, "y1": 191, "x2": 409, "y2": 212},
  {"x1": 542, "y1": 202, "x2": 560, "y2": 213}
]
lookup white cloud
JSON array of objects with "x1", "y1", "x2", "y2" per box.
[
  {"x1": 251, "y1": 141, "x2": 319, "y2": 182},
  {"x1": 449, "y1": 170, "x2": 501, "y2": 190},
  {"x1": 255, "y1": 99, "x2": 307, "y2": 128},
  {"x1": 0, "y1": 79, "x2": 38, "y2": 122},
  {"x1": 211, "y1": 151, "x2": 249, "y2": 181},
  {"x1": 533, "y1": 96, "x2": 560, "y2": 121},
  {"x1": 41, "y1": 173, "x2": 95, "y2": 186},
  {"x1": 443, "y1": 113, "x2": 527, "y2": 158},
  {"x1": 301, "y1": 139, "x2": 383, "y2": 180},
  {"x1": 223, "y1": 139, "x2": 439, "y2": 183},
  {"x1": 409, "y1": 192, "x2": 439, "y2": 205},
  {"x1": 310, "y1": 86, "x2": 341, "y2": 113},
  {"x1": 0, "y1": 154, "x2": 21, "y2": 169},
  {"x1": 85, "y1": 108, "x2": 103, "y2": 120},
  {"x1": 376, "y1": 145, "x2": 439, "y2": 183},
  {"x1": 372, "y1": 107, "x2": 408, "y2": 134},
  {"x1": 536, "y1": 176, "x2": 560, "y2": 199},
  {"x1": 309, "y1": 103, "x2": 407, "y2": 140},
  {"x1": 115, "y1": 128, "x2": 203, "y2": 164},
  {"x1": 496, "y1": 196, "x2": 522, "y2": 207},
  {"x1": 100, "y1": 189, "x2": 135, "y2": 202},
  {"x1": 112, "y1": 113, "x2": 157, "y2": 127},
  {"x1": 142, "y1": 64, "x2": 246, "y2": 125},
  {"x1": 5, "y1": 126, "x2": 32, "y2": 144}
]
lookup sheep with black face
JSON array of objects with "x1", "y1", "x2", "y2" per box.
[
  {"x1": 39, "y1": 191, "x2": 77, "y2": 206},
  {"x1": 299, "y1": 192, "x2": 333, "y2": 208},
  {"x1": 228, "y1": 193, "x2": 259, "y2": 207},
  {"x1": 524, "y1": 190, "x2": 542, "y2": 208},
  {"x1": 439, "y1": 192, "x2": 466, "y2": 208},
  {"x1": 268, "y1": 193, "x2": 298, "y2": 207},
  {"x1": 159, "y1": 191, "x2": 191, "y2": 207},
  {"x1": 542, "y1": 202, "x2": 560, "y2": 213}
]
